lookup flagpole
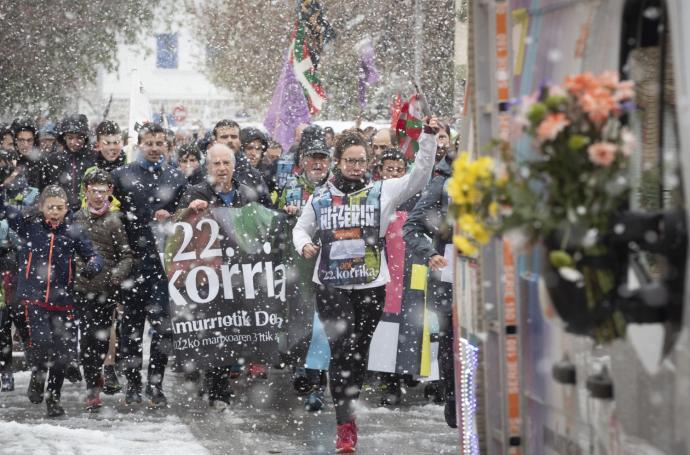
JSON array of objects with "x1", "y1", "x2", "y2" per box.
[
  {"x1": 128, "y1": 67, "x2": 139, "y2": 145},
  {"x1": 413, "y1": 0, "x2": 424, "y2": 85}
]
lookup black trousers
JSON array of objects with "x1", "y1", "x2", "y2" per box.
[
  {"x1": 119, "y1": 270, "x2": 172, "y2": 389},
  {"x1": 26, "y1": 306, "x2": 78, "y2": 399},
  {"x1": 75, "y1": 293, "x2": 116, "y2": 390},
  {"x1": 430, "y1": 279, "x2": 455, "y2": 402},
  {"x1": 0, "y1": 300, "x2": 29, "y2": 373},
  {"x1": 438, "y1": 311, "x2": 455, "y2": 402},
  {"x1": 0, "y1": 271, "x2": 29, "y2": 373},
  {"x1": 315, "y1": 285, "x2": 384, "y2": 424}
]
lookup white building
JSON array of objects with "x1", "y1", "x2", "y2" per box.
[{"x1": 79, "y1": 6, "x2": 240, "y2": 134}]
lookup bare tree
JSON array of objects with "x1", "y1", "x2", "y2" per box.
[
  {"x1": 187, "y1": 0, "x2": 456, "y2": 120},
  {"x1": 0, "y1": 1, "x2": 163, "y2": 117}
]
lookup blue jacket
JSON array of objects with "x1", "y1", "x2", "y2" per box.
[
  {"x1": 0, "y1": 194, "x2": 103, "y2": 311},
  {"x1": 112, "y1": 159, "x2": 186, "y2": 275}
]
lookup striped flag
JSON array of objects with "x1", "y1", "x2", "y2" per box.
[
  {"x1": 395, "y1": 94, "x2": 424, "y2": 161},
  {"x1": 290, "y1": 1, "x2": 334, "y2": 115}
]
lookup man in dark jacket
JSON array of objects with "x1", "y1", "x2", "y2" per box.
[
  {"x1": 111, "y1": 122, "x2": 187, "y2": 408},
  {"x1": 0, "y1": 123, "x2": 13, "y2": 152},
  {"x1": 176, "y1": 142, "x2": 205, "y2": 186},
  {"x1": 44, "y1": 114, "x2": 97, "y2": 212},
  {"x1": 213, "y1": 120, "x2": 272, "y2": 205},
  {"x1": 402, "y1": 152, "x2": 456, "y2": 428},
  {"x1": 179, "y1": 143, "x2": 270, "y2": 409},
  {"x1": 11, "y1": 117, "x2": 46, "y2": 189}
]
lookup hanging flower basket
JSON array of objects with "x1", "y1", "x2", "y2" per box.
[{"x1": 541, "y1": 233, "x2": 627, "y2": 342}]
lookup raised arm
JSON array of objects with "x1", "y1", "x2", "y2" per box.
[{"x1": 382, "y1": 124, "x2": 438, "y2": 208}]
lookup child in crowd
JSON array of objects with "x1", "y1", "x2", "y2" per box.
[
  {"x1": 74, "y1": 170, "x2": 133, "y2": 411},
  {"x1": 0, "y1": 184, "x2": 102, "y2": 417}
]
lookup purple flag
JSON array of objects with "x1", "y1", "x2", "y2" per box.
[
  {"x1": 264, "y1": 50, "x2": 312, "y2": 152},
  {"x1": 357, "y1": 38, "x2": 380, "y2": 110}
]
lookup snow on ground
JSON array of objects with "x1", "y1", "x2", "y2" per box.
[
  {"x1": 0, "y1": 417, "x2": 209, "y2": 455},
  {"x1": 0, "y1": 369, "x2": 459, "y2": 454}
]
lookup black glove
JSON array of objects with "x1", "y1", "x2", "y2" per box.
[{"x1": 80, "y1": 261, "x2": 100, "y2": 279}]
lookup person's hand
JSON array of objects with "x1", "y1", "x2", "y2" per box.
[
  {"x1": 428, "y1": 254, "x2": 448, "y2": 271},
  {"x1": 154, "y1": 209, "x2": 172, "y2": 222},
  {"x1": 424, "y1": 116, "x2": 440, "y2": 135},
  {"x1": 2, "y1": 170, "x2": 19, "y2": 187},
  {"x1": 188, "y1": 199, "x2": 209, "y2": 211},
  {"x1": 283, "y1": 205, "x2": 299, "y2": 216},
  {"x1": 302, "y1": 243, "x2": 320, "y2": 259}
]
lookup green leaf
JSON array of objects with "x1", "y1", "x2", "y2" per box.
[
  {"x1": 567, "y1": 134, "x2": 590, "y2": 151},
  {"x1": 527, "y1": 103, "x2": 548, "y2": 126}
]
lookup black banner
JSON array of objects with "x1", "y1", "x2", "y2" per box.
[{"x1": 163, "y1": 204, "x2": 288, "y2": 370}]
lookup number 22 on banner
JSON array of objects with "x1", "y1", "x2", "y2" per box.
[{"x1": 172, "y1": 219, "x2": 223, "y2": 261}]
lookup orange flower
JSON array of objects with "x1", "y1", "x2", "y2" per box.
[
  {"x1": 597, "y1": 71, "x2": 620, "y2": 89},
  {"x1": 536, "y1": 113, "x2": 570, "y2": 142},
  {"x1": 587, "y1": 142, "x2": 617, "y2": 166},
  {"x1": 614, "y1": 80, "x2": 635, "y2": 102},
  {"x1": 579, "y1": 88, "x2": 617, "y2": 125},
  {"x1": 564, "y1": 72, "x2": 599, "y2": 94}
]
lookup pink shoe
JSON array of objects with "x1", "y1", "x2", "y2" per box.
[
  {"x1": 85, "y1": 389, "x2": 102, "y2": 411},
  {"x1": 335, "y1": 420, "x2": 357, "y2": 453},
  {"x1": 247, "y1": 363, "x2": 268, "y2": 379}
]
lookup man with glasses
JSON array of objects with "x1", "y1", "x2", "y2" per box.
[
  {"x1": 292, "y1": 119, "x2": 438, "y2": 453},
  {"x1": 112, "y1": 122, "x2": 186, "y2": 408}
]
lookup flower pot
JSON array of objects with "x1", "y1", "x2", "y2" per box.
[{"x1": 542, "y1": 249, "x2": 628, "y2": 343}]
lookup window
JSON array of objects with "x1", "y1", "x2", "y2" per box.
[
  {"x1": 620, "y1": 0, "x2": 686, "y2": 315},
  {"x1": 156, "y1": 33, "x2": 178, "y2": 69}
]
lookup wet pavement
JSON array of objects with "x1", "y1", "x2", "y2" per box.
[{"x1": 0, "y1": 367, "x2": 459, "y2": 454}]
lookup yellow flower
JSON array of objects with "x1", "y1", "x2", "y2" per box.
[
  {"x1": 453, "y1": 234, "x2": 478, "y2": 256},
  {"x1": 489, "y1": 201, "x2": 498, "y2": 218},
  {"x1": 458, "y1": 213, "x2": 478, "y2": 232},
  {"x1": 474, "y1": 224, "x2": 490, "y2": 244}
]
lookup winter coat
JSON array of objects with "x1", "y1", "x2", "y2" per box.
[
  {"x1": 17, "y1": 154, "x2": 49, "y2": 190},
  {"x1": 43, "y1": 146, "x2": 98, "y2": 212},
  {"x1": 111, "y1": 160, "x2": 186, "y2": 274},
  {"x1": 0, "y1": 195, "x2": 103, "y2": 311},
  {"x1": 0, "y1": 174, "x2": 40, "y2": 274},
  {"x1": 403, "y1": 155, "x2": 453, "y2": 315},
  {"x1": 402, "y1": 155, "x2": 452, "y2": 263},
  {"x1": 234, "y1": 153, "x2": 273, "y2": 207},
  {"x1": 73, "y1": 209, "x2": 133, "y2": 295},
  {"x1": 178, "y1": 179, "x2": 266, "y2": 212},
  {"x1": 93, "y1": 150, "x2": 127, "y2": 174},
  {"x1": 184, "y1": 167, "x2": 206, "y2": 186}
]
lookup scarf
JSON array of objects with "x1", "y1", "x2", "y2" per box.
[
  {"x1": 87, "y1": 199, "x2": 110, "y2": 217},
  {"x1": 331, "y1": 168, "x2": 367, "y2": 194},
  {"x1": 137, "y1": 154, "x2": 163, "y2": 173}
]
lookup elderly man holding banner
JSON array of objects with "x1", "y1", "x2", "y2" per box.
[{"x1": 168, "y1": 142, "x2": 286, "y2": 412}]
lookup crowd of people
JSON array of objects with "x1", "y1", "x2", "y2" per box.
[{"x1": 0, "y1": 112, "x2": 459, "y2": 454}]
